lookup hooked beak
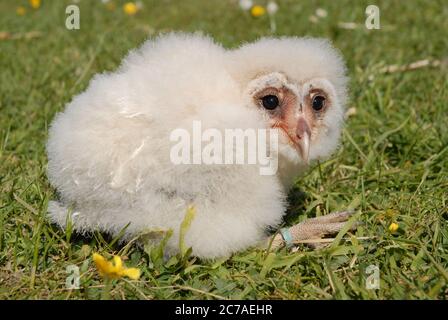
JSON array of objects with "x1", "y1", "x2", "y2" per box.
[
  {"x1": 295, "y1": 117, "x2": 311, "y2": 163},
  {"x1": 272, "y1": 117, "x2": 311, "y2": 163}
]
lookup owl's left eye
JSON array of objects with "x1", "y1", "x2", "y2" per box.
[{"x1": 261, "y1": 95, "x2": 280, "y2": 110}]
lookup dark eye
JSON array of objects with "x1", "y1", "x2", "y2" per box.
[
  {"x1": 261, "y1": 95, "x2": 279, "y2": 110},
  {"x1": 312, "y1": 95, "x2": 326, "y2": 111}
]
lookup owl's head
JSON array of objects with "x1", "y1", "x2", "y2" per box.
[{"x1": 227, "y1": 37, "x2": 348, "y2": 181}]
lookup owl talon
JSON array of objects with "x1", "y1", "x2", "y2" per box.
[
  {"x1": 268, "y1": 210, "x2": 358, "y2": 250},
  {"x1": 306, "y1": 210, "x2": 354, "y2": 224}
]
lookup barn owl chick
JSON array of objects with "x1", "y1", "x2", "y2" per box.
[{"x1": 47, "y1": 33, "x2": 349, "y2": 258}]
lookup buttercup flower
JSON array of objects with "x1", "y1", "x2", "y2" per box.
[
  {"x1": 92, "y1": 253, "x2": 140, "y2": 280},
  {"x1": 251, "y1": 5, "x2": 266, "y2": 17},
  {"x1": 16, "y1": 6, "x2": 26, "y2": 15},
  {"x1": 388, "y1": 222, "x2": 399, "y2": 233},
  {"x1": 123, "y1": 2, "x2": 138, "y2": 16},
  {"x1": 29, "y1": 0, "x2": 41, "y2": 9}
]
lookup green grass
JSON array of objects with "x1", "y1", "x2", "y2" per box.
[{"x1": 0, "y1": 0, "x2": 447, "y2": 299}]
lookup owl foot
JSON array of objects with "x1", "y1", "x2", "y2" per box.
[{"x1": 267, "y1": 210, "x2": 358, "y2": 250}]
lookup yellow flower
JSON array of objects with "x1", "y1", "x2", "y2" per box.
[
  {"x1": 388, "y1": 222, "x2": 399, "y2": 233},
  {"x1": 92, "y1": 253, "x2": 140, "y2": 280},
  {"x1": 16, "y1": 6, "x2": 26, "y2": 16},
  {"x1": 251, "y1": 5, "x2": 266, "y2": 17},
  {"x1": 29, "y1": 0, "x2": 41, "y2": 9},
  {"x1": 123, "y1": 2, "x2": 138, "y2": 15}
]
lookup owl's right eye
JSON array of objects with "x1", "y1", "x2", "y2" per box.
[
  {"x1": 261, "y1": 95, "x2": 280, "y2": 110},
  {"x1": 311, "y1": 95, "x2": 326, "y2": 111}
]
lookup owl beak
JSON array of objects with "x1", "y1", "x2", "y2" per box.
[{"x1": 296, "y1": 117, "x2": 311, "y2": 163}]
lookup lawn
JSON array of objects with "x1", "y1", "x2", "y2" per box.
[{"x1": 0, "y1": 0, "x2": 447, "y2": 299}]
